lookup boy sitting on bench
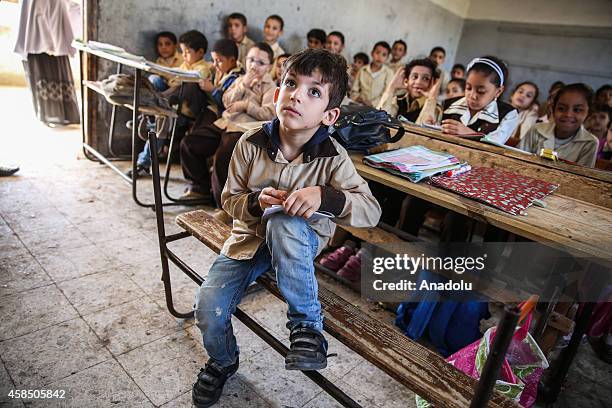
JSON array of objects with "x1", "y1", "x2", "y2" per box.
[{"x1": 191, "y1": 48, "x2": 381, "y2": 407}]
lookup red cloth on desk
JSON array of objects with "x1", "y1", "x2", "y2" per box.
[{"x1": 430, "y1": 167, "x2": 559, "y2": 216}]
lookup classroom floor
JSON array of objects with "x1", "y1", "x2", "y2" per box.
[{"x1": 1, "y1": 85, "x2": 610, "y2": 408}]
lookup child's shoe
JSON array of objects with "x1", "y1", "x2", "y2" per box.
[
  {"x1": 319, "y1": 240, "x2": 356, "y2": 271},
  {"x1": 337, "y1": 248, "x2": 365, "y2": 282},
  {"x1": 125, "y1": 164, "x2": 150, "y2": 179},
  {"x1": 285, "y1": 326, "x2": 329, "y2": 371},
  {"x1": 192, "y1": 357, "x2": 239, "y2": 408}
]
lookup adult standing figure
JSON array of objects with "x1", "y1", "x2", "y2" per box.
[{"x1": 14, "y1": 0, "x2": 80, "y2": 126}]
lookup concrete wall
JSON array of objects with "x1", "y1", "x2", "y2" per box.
[
  {"x1": 455, "y1": 20, "x2": 612, "y2": 104},
  {"x1": 91, "y1": 0, "x2": 464, "y2": 153}
]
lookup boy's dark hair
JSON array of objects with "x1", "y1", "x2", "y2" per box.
[
  {"x1": 429, "y1": 46, "x2": 446, "y2": 56},
  {"x1": 549, "y1": 81, "x2": 565, "y2": 94},
  {"x1": 328, "y1": 31, "x2": 345, "y2": 45},
  {"x1": 372, "y1": 41, "x2": 391, "y2": 53},
  {"x1": 353, "y1": 52, "x2": 369, "y2": 65},
  {"x1": 252, "y1": 42, "x2": 274, "y2": 65},
  {"x1": 307, "y1": 28, "x2": 326, "y2": 44},
  {"x1": 266, "y1": 14, "x2": 284, "y2": 30},
  {"x1": 596, "y1": 84, "x2": 612, "y2": 98},
  {"x1": 404, "y1": 58, "x2": 440, "y2": 80},
  {"x1": 155, "y1": 31, "x2": 177, "y2": 47},
  {"x1": 392, "y1": 39, "x2": 407, "y2": 52},
  {"x1": 448, "y1": 78, "x2": 466, "y2": 91},
  {"x1": 467, "y1": 55, "x2": 508, "y2": 88},
  {"x1": 280, "y1": 49, "x2": 349, "y2": 110},
  {"x1": 512, "y1": 81, "x2": 540, "y2": 107},
  {"x1": 228, "y1": 12, "x2": 247, "y2": 26},
  {"x1": 590, "y1": 103, "x2": 612, "y2": 128},
  {"x1": 452, "y1": 63, "x2": 465, "y2": 72},
  {"x1": 212, "y1": 39, "x2": 239, "y2": 60},
  {"x1": 179, "y1": 30, "x2": 208, "y2": 53},
  {"x1": 553, "y1": 83, "x2": 594, "y2": 111}
]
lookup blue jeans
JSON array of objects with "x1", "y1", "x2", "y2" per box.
[
  {"x1": 148, "y1": 74, "x2": 169, "y2": 92},
  {"x1": 194, "y1": 213, "x2": 322, "y2": 367},
  {"x1": 137, "y1": 138, "x2": 164, "y2": 168}
]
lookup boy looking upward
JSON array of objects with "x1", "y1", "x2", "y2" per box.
[{"x1": 191, "y1": 49, "x2": 381, "y2": 408}]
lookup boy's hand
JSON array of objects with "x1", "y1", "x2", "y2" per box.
[
  {"x1": 258, "y1": 187, "x2": 288, "y2": 210},
  {"x1": 389, "y1": 68, "x2": 405, "y2": 90},
  {"x1": 441, "y1": 119, "x2": 475, "y2": 135},
  {"x1": 283, "y1": 186, "x2": 322, "y2": 219},
  {"x1": 198, "y1": 79, "x2": 214, "y2": 92},
  {"x1": 226, "y1": 100, "x2": 248, "y2": 113},
  {"x1": 425, "y1": 78, "x2": 441, "y2": 100}
]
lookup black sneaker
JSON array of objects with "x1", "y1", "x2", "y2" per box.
[
  {"x1": 0, "y1": 165, "x2": 19, "y2": 177},
  {"x1": 285, "y1": 326, "x2": 329, "y2": 371},
  {"x1": 125, "y1": 165, "x2": 150, "y2": 179},
  {"x1": 192, "y1": 358, "x2": 239, "y2": 408}
]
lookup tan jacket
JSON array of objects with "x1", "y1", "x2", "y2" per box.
[
  {"x1": 221, "y1": 121, "x2": 382, "y2": 260},
  {"x1": 270, "y1": 41, "x2": 285, "y2": 59},
  {"x1": 168, "y1": 59, "x2": 211, "y2": 87},
  {"x1": 377, "y1": 92, "x2": 441, "y2": 124},
  {"x1": 237, "y1": 35, "x2": 256, "y2": 68},
  {"x1": 155, "y1": 51, "x2": 183, "y2": 68},
  {"x1": 213, "y1": 73, "x2": 276, "y2": 133},
  {"x1": 350, "y1": 64, "x2": 395, "y2": 107},
  {"x1": 518, "y1": 122, "x2": 598, "y2": 167}
]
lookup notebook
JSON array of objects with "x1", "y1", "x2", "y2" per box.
[
  {"x1": 262, "y1": 205, "x2": 334, "y2": 222},
  {"x1": 430, "y1": 167, "x2": 559, "y2": 216}
]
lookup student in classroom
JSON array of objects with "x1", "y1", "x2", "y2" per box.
[
  {"x1": 445, "y1": 77, "x2": 465, "y2": 100},
  {"x1": 271, "y1": 53, "x2": 291, "y2": 85},
  {"x1": 585, "y1": 103, "x2": 612, "y2": 158},
  {"x1": 350, "y1": 41, "x2": 394, "y2": 107},
  {"x1": 505, "y1": 81, "x2": 540, "y2": 147},
  {"x1": 148, "y1": 31, "x2": 183, "y2": 92},
  {"x1": 190, "y1": 48, "x2": 381, "y2": 408},
  {"x1": 428, "y1": 46, "x2": 449, "y2": 92},
  {"x1": 127, "y1": 30, "x2": 212, "y2": 179},
  {"x1": 227, "y1": 12, "x2": 255, "y2": 67},
  {"x1": 348, "y1": 52, "x2": 369, "y2": 90},
  {"x1": 519, "y1": 83, "x2": 599, "y2": 167},
  {"x1": 387, "y1": 39, "x2": 407, "y2": 73},
  {"x1": 538, "y1": 80, "x2": 565, "y2": 123},
  {"x1": 180, "y1": 43, "x2": 276, "y2": 204},
  {"x1": 325, "y1": 31, "x2": 345, "y2": 55},
  {"x1": 263, "y1": 14, "x2": 285, "y2": 58},
  {"x1": 306, "y1": 28, "x2": 326, "y2": 49},
  {"x1": 377, "y1": 58, "x2": 442, "y2": 123},
  {"x1": 451, "y1": 63, "x2": 465, "y2": 79},
  {"x1": 595, "y1": 84, "x2": 612, "y2": 108},
  {"x1": 440, "y1": 56, "x2": 519, "y2": 145}
]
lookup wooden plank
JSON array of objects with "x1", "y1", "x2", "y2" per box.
[
  {"x1": 337, "y1": 225, "x2": 404, "y2": 244},
  {"x1": 401, "y1": 123, "x2": 612, "y2": 184},
  {"x1": 374, "y1": 130, "x2": 612, "y2": 208},
  {"x1": 175, "y1": 210, "x2": 520, "y2": 408},
  {"x1": 352, "y1": 158, "x2": 612, "y2": 260}
]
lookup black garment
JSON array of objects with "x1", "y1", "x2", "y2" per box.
[
  {"x1": 23, "y1": 53, "x2": 80, "y2": 125},
  {"x1": 442, "y1": 97, "x2": 516, "y2": 134},
  {"x1": 211, "y1": 131, "x2": 242, "y2": 207}
]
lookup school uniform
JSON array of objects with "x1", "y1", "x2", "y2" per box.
[
  {"x1": 155, "y1": 51, "x2": 183, "y2": 68},
  {"x1": 513, "y1": 108, "x2": 539, "y2": 142},
  {"x1": 350, "y1": 64, "x2": 394, "y2": 107},
  {"x1": 387, "y1": 60, "x2": 404, "y2": 74},
  {"x1": 269, "y1": 41, "x2": 285, "y2": 59},
  {"x1": 519, "y1": 122, "x2": 598, "y2": 167},
  {"x1": 377, "y1": 91, "x2": 441, "y2": 124},
  {"x1": 237, "y1": 35, "x2": 256, "y2": 68},
  {"x1": 443, "y1": 96, "x2": 519, "y2": 144}
]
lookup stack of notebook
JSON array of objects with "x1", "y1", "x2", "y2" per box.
[{"x1": 364, "y1": 146, "x2": 465, "y2": 183}]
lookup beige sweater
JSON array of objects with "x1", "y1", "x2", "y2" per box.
[
  {"x1": 350, "y1": 64, "x2": 395, "y2": 107},
  {"x1": 220, "y1": 122, "x2": 382, "y2": 260}
]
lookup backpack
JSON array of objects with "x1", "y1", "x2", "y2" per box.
[{"x1": 328, "y1": 105, "x2": 405, "y2": 152}]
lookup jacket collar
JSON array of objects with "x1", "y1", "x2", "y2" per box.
[
  {"x1": 536, "y1": 122, "x2": 596, "y2": 144},
  {"x1": 247, "y1": 119, "x2": 339, "y2": 162},
  {"x1": 445, "y1": 97, "x2": 501, "y2": 125}
]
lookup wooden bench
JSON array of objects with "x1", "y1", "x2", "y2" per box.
[{"x1": 172, "y1": 210, "x2": 520, "y2": 408}]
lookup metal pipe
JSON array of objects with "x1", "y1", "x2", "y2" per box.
[{"x1": 470, "y1": 305, "x2": 520, "y2": 408}]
